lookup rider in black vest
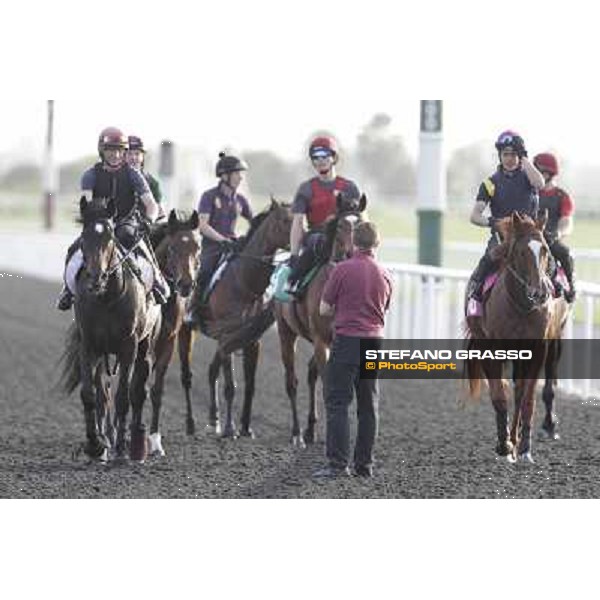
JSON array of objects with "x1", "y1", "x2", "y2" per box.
[
  {"x1": 56, "y1": 127, "x2": 165, "y2": 310},
  {"x1": 467, "y1": 131, "x2": 545, "y2": 306},
  {"x1": 534, "y1": 152, "x2": 577, "y2": 302}
]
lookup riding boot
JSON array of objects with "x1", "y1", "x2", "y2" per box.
[
  {"x1": 56, "y1": 285, "x2": 74, "y2": 311},
  {"x1": 184, "y1": 270, "x2": 210, "y2": 326},
  {"x1": 561, "y1": 256, "x2": 577, "y2": 303},
  {"x1": 288, "y1": 249, "x2": 315, "y2": 294}
]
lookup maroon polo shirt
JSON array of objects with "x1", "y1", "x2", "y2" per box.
[{"x1": 322, "y1": 249, "x2": 393, "y2": 338}]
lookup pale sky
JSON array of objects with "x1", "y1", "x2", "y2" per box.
[{"x1": 1, "y1": 0, "x2": 598, "y2": 168}]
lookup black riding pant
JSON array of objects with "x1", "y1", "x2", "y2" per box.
[{"x1": 549, "y1": 239, "x2": 575, "y2": 282}]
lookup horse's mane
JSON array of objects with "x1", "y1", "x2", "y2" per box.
[{"x1": 237, "y1": 202, "x2": 290, "y2": 252}]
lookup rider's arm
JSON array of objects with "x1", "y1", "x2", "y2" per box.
[
  {"x1": 521, "y1": 157, "x2": 545, "y2": 190},
  {"x1": 557, "y1": 191, "x2": 574, "y2": 239},
  {"x1": 291, "y1": 214, "x2": 306, "y2": 256},
  {"x1": 470, "y1": 200, "x2": 491, "y2": 228},
  {"x1": 319, "y1": 300, "x2": 335, "y2": 317},
  {"x1": 130, "y1": 168, "x2": 159, "y2": 222},
  {"x1": 198, "y1": 214, "x2": 229, "y2": 243},
  {"x1": 80, "y1": 168, "x2": 95, "y2": 202},
  {"x1": 557, "y1": 216, "x2": 573, "y2": 238}
]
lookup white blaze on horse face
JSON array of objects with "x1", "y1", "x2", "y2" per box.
[
  {"x1": 528, "y1": 240, "x2": 543, "y2": 269},
  {"x1": 181, "y1": 235, "x2": 189, "y2": 243},
  {"x1": 94, "y1": 223, "x2": 105, "y2": 235}
]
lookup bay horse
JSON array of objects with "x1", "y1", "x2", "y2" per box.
[
  {"x1": 145, "y1": 210, "x2": 201, "y2": 455},
  {"x1": 274, "y1": 194, "x2": 367, "y2": 446},
  {"x1": 179, "y1": 199, "x2": 293, "y2": 438},
  {"x1": 60, "y1": 197, "x2": 162, "y2": 463},
  {"x1": 465, "y1": 212, "x2": 567, "y2": 462}
]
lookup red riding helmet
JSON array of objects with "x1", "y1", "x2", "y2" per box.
[
  {"x1": 309, "y1": 136, "x2": 339, "y2": 159},
  {"x1": 98, "y1": 127, "x2": 128, "y2": 156},
  {"x1": 533, "y1": 152, "x2": 559, "y2": 176}
]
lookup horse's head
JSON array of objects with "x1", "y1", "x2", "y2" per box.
[
  {"x1": 323, "y1": 193, "x2": 368, "y2": 261},
  {"x1": 79, "y1": 197, "x2": 118, "y2": 296},
  {"x1": 498, "y1": 211, "x2": 551, "y2": 300},
  {"x1": 162, "y1": 210, "x2": 201, "y2": 298}
]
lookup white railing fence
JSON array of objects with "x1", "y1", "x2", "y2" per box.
[{"x1": 383, "y1": 261, "x2": 600, "y2": 399}]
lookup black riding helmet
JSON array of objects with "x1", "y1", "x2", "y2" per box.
[{"x1": 216, "y1": 152, "x2": 249, "y2": 178}]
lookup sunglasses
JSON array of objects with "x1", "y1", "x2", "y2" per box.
[{"x1": 310, "y1": 149, "x2": 333, "y2": 160}]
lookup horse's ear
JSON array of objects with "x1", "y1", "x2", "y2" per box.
[
  {"x1": 168, "y1": 209, "x2": 178, "y2": 234},
  {"x1": 358, "y1": 194, "x2": 367, "y2": 213},
  {"x1": 270, "y1": 195, "x2": 279, "y2": 209},
  {"x1": 496, "y1": 217, "x2": 510, "y2": 241},
  {"x1": 336, "y1": 191, "x2": 344, "y2": 211},
  {"x1": 79, "y1": 196, "x2": 87, "y2": 215},
  {"x1": 190, "y1": 210, "x2": 200, "y2": 229},
  {"x1": 106, "y1": 198, "x2": 116, "y2": 218}
]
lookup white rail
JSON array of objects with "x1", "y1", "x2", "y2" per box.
[{"x1": 382, "y1": 261, "x2": 600, "y2": 399}]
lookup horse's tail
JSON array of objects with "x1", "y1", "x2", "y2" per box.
[
  {"x1": 214, "y1": 304, "x2": 276, "y2": 355},
  {"x1": 58, "y1": 323, "x2": 81, "y2": 395},
  {"x1": 464, "y1": 337, "x2": 483, "y2": 399}
]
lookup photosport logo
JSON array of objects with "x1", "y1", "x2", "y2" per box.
[{"x1": 359, "y1": 339, "x2": 600, "y2": 381}]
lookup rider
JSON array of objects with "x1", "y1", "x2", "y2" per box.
[
  {"x1": 533, "y1": 152, "x2": 577, "y2": 302},
  {"x1": 467, "y1": 130, "x2": 545, "y2": 308},
  {"x1": 56, "y1": 127, "x2": 170, "y2": 310},
  {"x1": 126, "y1": 135, "x2": 167, "y2": 222},
  {"x1": 288, "y1": 135, "x2": 361, "y2": 291},
  {"x1": 185, "y1": 152, "x2": 254, "y2": 326}
]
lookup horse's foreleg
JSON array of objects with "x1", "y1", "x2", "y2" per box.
[
  {"x1": 114, "y1": 339, "x2": 137, "y2": 458},
  {"x1": 541, "y1": 340, "x2": 560, "y2": 440},
  {"x1": 485, "y1": 361, "x2": 513, "y2": 459},
  {"x1": 130, "y1": 337, "x2": 152, "y2": 462},
  {"x1": 220, "y1": 352, "x2": 237, "y2": 439},
  {"x1": 208, "y1": 350, "x2": 222, "y2": 435},
  {"x1": 305, "y1": 341, "x2": 328, "y2": 445},
  {"x1": 94, "y1": 363, "x2": 113, "y2": 449},
  {"x1": 81, "y1": 353, "x2": 107, "y2": 461},
  {"x1": 150, "y1": 333, "x2": 175, "y2": 436},
  {"x1": 178, "y1": 323, "x2": 197, "y2": 436},
  {"x1": 239, "y1": 341, "x2": 260, "y2": 438},
  {"x1": 277, "y1": 315, "x2": 301, "y2": 446}
]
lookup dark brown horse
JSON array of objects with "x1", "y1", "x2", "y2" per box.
[
  {"x1": 146, "y1": 210, "x2": 201, "y2": 455},
  {"x1": 179, "y1": 199, "x2": 293, "y2": 438},
  {"x1": 274, "y1": 194, "x2": 367, "y2": 446},
  {"x1": 465, "y1": 212, "x2": 567, "y2": 462},
  {"x1": 60, "y1": 197, "x2": 162, "y2": 463}
]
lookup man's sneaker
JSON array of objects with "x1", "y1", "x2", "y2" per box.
[
  {"x1": 313, "y1": 465, "x2": 351, "y2": 479},
  {"x1": 56, "y1": 287, "x2": 74, "y2": 311}
]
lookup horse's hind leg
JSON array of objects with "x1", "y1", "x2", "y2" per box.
[
  {"x1": 239, "y1": 341, "x2": 260, "y2": 438},
  {"x1": 208, "y1": 350, "x2": 223, "y2": 435},
  {"x1": 277, "y1": 313, "x2": 302, "y2": 447},
  {"x1": 541, "y1": 340, "x2": 560, "y2": 440},
  {"x1": 178, "y1": 323, "x2": 197, "y2": 436},
  {"x1": 220, "y1": 352, "x2": 237, "y2": 439}
]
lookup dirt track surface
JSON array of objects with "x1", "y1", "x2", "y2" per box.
[{"x1": 1, "y1": 274, "x2": 599, "y2": 498}]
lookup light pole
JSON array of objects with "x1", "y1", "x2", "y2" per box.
[
  {"x1": 159, "y1": 140, "x2": 177, "y2": 211},
  {"x1": 417, "y1": 100, "x2": 445, "y2": 266},
  {"x1": 43, "y1": 100, "x2": 57, "y2": 230}
]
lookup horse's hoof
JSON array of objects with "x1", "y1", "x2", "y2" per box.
[
  {"x1": 238, "y1": 428, "x2": 255, "y2": 439},
  {"x1": 495, "y1": 441, "x2": 513, "y2": 457},
  {"x1": 303, "y1": 429, "x2": 316, "y2": 445},
  {"x1": 186, "y1": 419, "x2": 196, "y2": 437},
  {"x1": 517, "y1": 452, "x2": 534, "y2": 464},
  {"x1": 206, "y1": 422, "x2": 222, "y2": 436},
  {"x1": 291, "y1": 435, "x2": 306, "y2": 449},
  {"x1": 83, "y1": 438, "x2": 108, "y2": 461},
  {"x1": 148, "y1": 432, "x2": 166, "y2": 457},
  {"x1": 221, "y1": 427, "x2": 238, "y2": 440},
  {"x1": 506, "y1": 454, "x2": 517, "y2": 464}
]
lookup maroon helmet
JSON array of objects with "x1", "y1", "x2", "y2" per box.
[
  {"x1": 309, "y1": 136, "x2": 339, "y2": 159},
  {"x1": 533, "y1": 152, "x2": 559, "y2": 176}
]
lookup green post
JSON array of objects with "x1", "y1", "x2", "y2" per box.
[{"x1": 417, "y1": 101, "x2": 445, "y2": 267}]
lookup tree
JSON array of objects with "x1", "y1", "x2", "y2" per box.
[
  {"x1": 242, "y1": 150, "x2": 302, "y2": 199},
  {"x1": 355, "y1": 113, "x2": 416, "y2": 197},
  {"x1": 446, "y1": 142, "x2": 495, "y2": 204}
]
